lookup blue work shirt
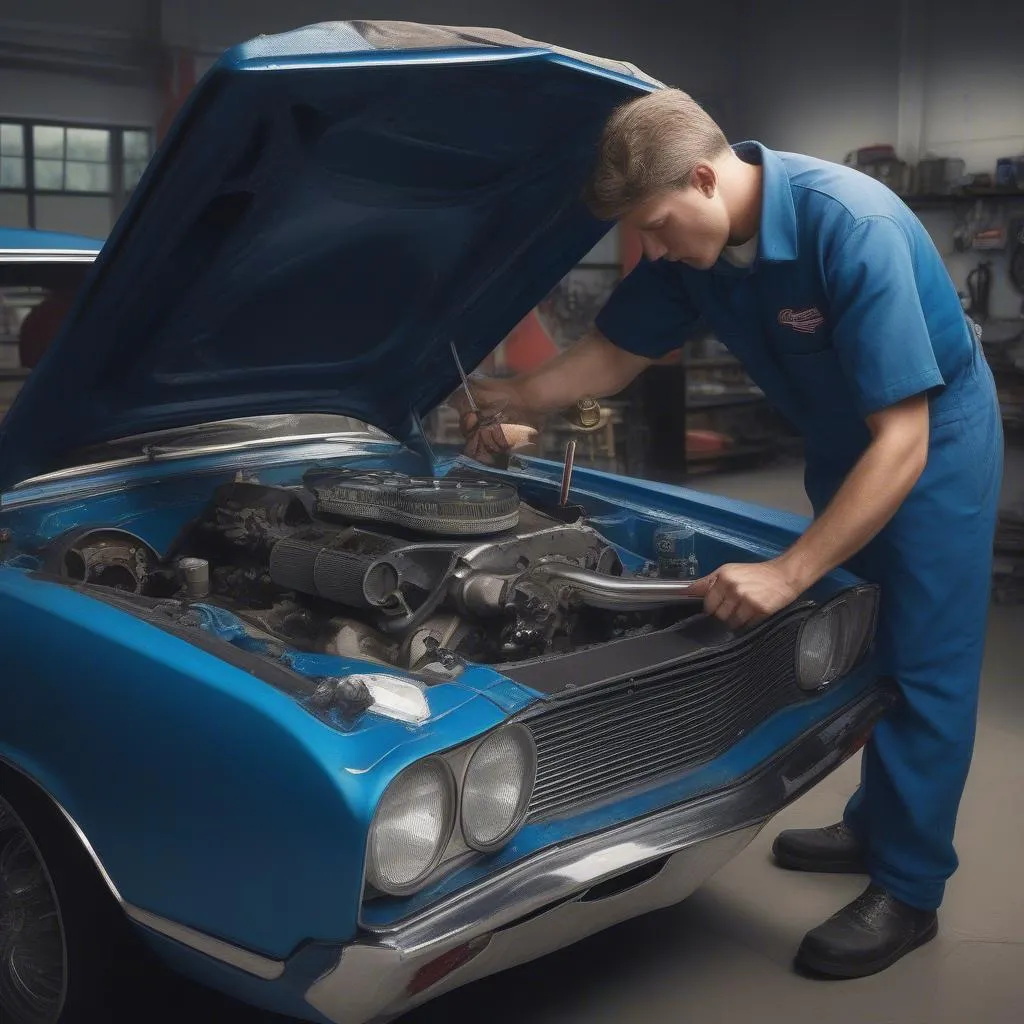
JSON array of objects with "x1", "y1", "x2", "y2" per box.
[{"x1": 595, "y1": 141, "x2": 978, "y2": 478}]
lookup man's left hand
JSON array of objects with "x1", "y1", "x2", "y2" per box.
[{"x1": 688, "y1": 560, "x2": 802, "y2": 631}]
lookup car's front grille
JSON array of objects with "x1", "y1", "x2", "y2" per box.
[{"x1": 522, "y1": 614, "x2": 808, "y2": 822}]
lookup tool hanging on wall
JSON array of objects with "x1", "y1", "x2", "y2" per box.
[
  {"x1": 966, "y1": 261, "x2": 993, "y2": 322},
  {"x1": 1010, "y1": 218, "x2": 1024, "y2": 316}
]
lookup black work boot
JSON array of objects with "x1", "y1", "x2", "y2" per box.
[
  {"x1": 795, "y1": 883, "x2": 938, "y2": 978},
  {"x1": 771, "y1": 822, "x2": 867, "y2": 873}
]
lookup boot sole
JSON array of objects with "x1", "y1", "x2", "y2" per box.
[
  {"x1": 771, "y1": 842, "x2": 867, "y2": 875},
  {"x1": 794, "y1": 917, "x2": 939, "y2": 979}
]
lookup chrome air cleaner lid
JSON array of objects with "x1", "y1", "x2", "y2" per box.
[{"x1": 304, "y1": 470, "x2": 519, "y2": 535}]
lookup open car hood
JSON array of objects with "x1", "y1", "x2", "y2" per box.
[{"x1": 0, "y1": 21, "x2": 659, "y2": 490}]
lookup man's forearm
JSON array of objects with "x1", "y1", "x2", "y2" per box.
[
  {"x1": 776, "y1": 399, "x2": 929, "y2": 591},
  {"x1": 513, "y1": 330, "x2": 652, "y2": 414}
]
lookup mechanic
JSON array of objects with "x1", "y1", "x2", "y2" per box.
[{"x1": 452, "y1": 88, "x2": 1003, "y2": 979}]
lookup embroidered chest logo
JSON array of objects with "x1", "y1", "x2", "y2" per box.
[{"x1": 777, "y1": 307, "x2": 825, "y2": 334}]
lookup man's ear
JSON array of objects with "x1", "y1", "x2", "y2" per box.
[{"x1": 691, "y1": 163, "x2": 717, "y2": 198}]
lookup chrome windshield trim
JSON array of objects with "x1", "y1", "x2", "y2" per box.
[
  {"x1": 3, "y1": 433, "x2": 398, "y2": 499},
  {"x1": 0, "y1": 757, "x2": 285, "y2": 981},
  {"x1": 138, "y1": 430, "x2": 392, "y2": 460}
]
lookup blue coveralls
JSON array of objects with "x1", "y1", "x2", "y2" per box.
[{"x1": 595, "y1": 142, "x2": 1004, "y2": 911}]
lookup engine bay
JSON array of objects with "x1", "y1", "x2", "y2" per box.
[{"x1": 37, "y1": 469, "x2": 705, "y2": 672}]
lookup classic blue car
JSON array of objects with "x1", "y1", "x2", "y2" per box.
[{"x1": 0, "y1": 21, "x2": 891, "y2": 1024}]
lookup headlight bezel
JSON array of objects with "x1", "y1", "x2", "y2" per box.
[
  {"x1": 460, "y1": 723, "x2": 538, "y2": 854},
  {"x1": 795, "y1": 584, "x2": 878, "y2": 691},
  {"x1": 364, "y1": 724, "x2": 539, "y2": 899},
  {"x1": 365, "y1": 755, "x2": 458, "y2": 897}
]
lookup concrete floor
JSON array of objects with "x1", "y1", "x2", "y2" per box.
[{"x1": 164, "y1": 452, "x2": 1024, "y2": 1024}]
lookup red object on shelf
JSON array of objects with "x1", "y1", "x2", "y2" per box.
[{"x1": 686, "y1": 429, "x2": 731, "y2": 453}]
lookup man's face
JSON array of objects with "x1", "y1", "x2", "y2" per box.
[{"x1": 621, "y1": 171, "x2": 730, "y2": 270}]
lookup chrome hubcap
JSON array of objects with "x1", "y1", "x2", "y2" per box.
[{"x1": 0, "y1": 799, "x2": 66, "y2": 1024}]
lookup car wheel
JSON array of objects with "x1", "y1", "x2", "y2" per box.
[{"x1": 0, "y1": 785, "x2": 155, "y2": 1023}]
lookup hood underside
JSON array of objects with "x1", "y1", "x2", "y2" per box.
[{"x1": 0, "y1": 21, "x2": 659, "y2": 491}]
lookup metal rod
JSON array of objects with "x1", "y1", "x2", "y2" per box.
[
  {"x1": 528, "y1": 564, "x2": 703, "y2": 611},
  {"x1": 449, "y1": 341, "x2": 479, "y2": 412},
  {"x1": 559, "y1": 440, "x2": 576, "y2": 505}
]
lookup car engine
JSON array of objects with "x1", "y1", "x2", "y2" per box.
[{"x1": 41, "y1": 469, "x2": 704, "y2": 671}]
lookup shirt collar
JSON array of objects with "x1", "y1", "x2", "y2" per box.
[{"x1": 729, "y1": 140, "x2": 799, "y2": 265}]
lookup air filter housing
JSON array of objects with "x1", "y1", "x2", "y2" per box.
[{"x1": 304, "y1": 470, "x2": 519, "y2": 536}]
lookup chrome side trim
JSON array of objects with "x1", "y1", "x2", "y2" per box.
[
  {"x1": 0, "y1": 758, "x2": 285, "y2": 981},
  {"x1": 0, "y1": 249, "x2": 98, "y2": 263},
  {"x1": 123, "y1": 904, "x2": 285, "y2": 981},
  {"x1": 50, "y1": 801, "x2": 125, "y2": 903}
]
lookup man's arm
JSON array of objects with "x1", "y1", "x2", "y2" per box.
[
  {"x1": 513, "y1": 329, "x2": 654, "y2": 412},
  {"x1": 455, "y1": 329, "x2": 653, "y2": 461},
  {"x1": 776, "y1": 394, "x2": 929, "y2": 589},
  {"x1": 691, "y1": 394, "x2": 930, "y2": 630}
]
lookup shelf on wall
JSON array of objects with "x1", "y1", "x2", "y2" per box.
[
  {"x1": 905, "y1": 190, "x2": 1024, "y2": 209},
  {"x1": 686, "y1": 392, "x2": 766, "y2": 412}
]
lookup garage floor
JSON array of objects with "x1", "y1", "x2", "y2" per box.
[{"x1": 166, "y1": 453, "x2": 1024, "y2": 1024}]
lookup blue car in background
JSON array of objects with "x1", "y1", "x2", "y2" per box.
[
  {"x1": 0, "y1": 227, "x2": 102, "y2": 417},
  {"x1": 0, "y1": 21, "x2": 892, "y2": 1024}
]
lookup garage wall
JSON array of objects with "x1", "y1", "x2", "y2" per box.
[
  {"x1": 0, "y1": 69, "x2": 157, "y2": 127},
  {"x1": 727, "y1": 0, "x2": 902, "y2": 163},
  {"x1": 730, "y1": 0, "x2": 1024, "y2": 319},
  {"x1": 918, "y1": 1, "x2": 1024, "y2": 173},
  {"x1": 733, "y1": 0, "x2": 1024, "y2": 173}
]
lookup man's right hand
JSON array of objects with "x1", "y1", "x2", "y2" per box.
[
  {"x1": 448, "y1": 330, "x2": 653, "y2": 463},
  {"x1": 449, "y1": 376, "x2": 538, "y2": 464}
]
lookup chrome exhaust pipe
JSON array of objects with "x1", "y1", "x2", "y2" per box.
[{"x1": 528, "y1": 564, "x2": 703, "y2": 611}]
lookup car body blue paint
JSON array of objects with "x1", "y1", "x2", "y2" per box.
[
  {"x1": 0, "y1": 227, "x2": 103, "y2": 252},
  {"x1": 0, "y1": 563, "x2": 512, "y2": 957},
  {"x1": 0, "y1": 437, "x2": 869, "y2": 956}
]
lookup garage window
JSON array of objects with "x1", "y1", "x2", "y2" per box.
[
  {"x1": 123, "y1": 130, "x2": 151, "y2": 191},
  {"x1": 0, "y1": 120, "x2": 152, "y2": 231},
  {"x1": 0, "y1": 123, "x2": 25, "y2": 188},
  {"x1": 33, "y1": 125, "x2": 112, "y2": 194}
]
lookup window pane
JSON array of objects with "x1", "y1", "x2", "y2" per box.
[
  {"x1": 33, "y1": 126, "x2": 64, "y2": 159},
  {"x1": 0, "y1": 123, "x2": 24, "y2": 156},
  {"x1": 124, "y1": 159, "x2": 148, "y2": 190},
  {"x1": 0, "y1": 156, "x2": 25, "y2": 188},
  {"x1": 65, "y1": 160, "x2": 110, "y2": 192},
  {"x1": 34, "y1": 158, "x2": 64, "y2": 190},
  {"x1": 66, "y1": 127, "x2": 109, "y2": 162},
  {"x1": 123, "y1": 130, "x2": 150, "y2": 161}
]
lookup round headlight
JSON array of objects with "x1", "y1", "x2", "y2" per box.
[
  {"x1": 461, "y1": 725, "x2": 537, "y2": 853},
  {"x1": 797, "y1": 587, "x2": 877, "y2": 690},
  {"x1": 367, "y1": 758, "x2": 455, "y2": 896}
]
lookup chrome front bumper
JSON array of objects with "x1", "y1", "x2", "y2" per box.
[{"x1": 305, "y1": 685, "x2": 892, "y2": 1024}]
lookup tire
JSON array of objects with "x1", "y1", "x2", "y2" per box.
[{"x1": 0, "y1": 776, "x2": 159, "y2": 1023}]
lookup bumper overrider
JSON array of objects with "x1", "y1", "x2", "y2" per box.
[{"x1": 305, "y1": 683, "x2": 894, "y2": 1024}]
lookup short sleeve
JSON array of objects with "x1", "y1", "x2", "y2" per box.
[
  {"x1": 595, "y1": 258, "x2": 702, "y2": 358},
  {"x1": 826, "y1": 215, "x2": 945, "y2": 417}
]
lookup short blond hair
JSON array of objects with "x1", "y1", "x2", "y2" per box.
[{"x1": 584, "y1": 89, "x2": 730, "y2": 220}]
